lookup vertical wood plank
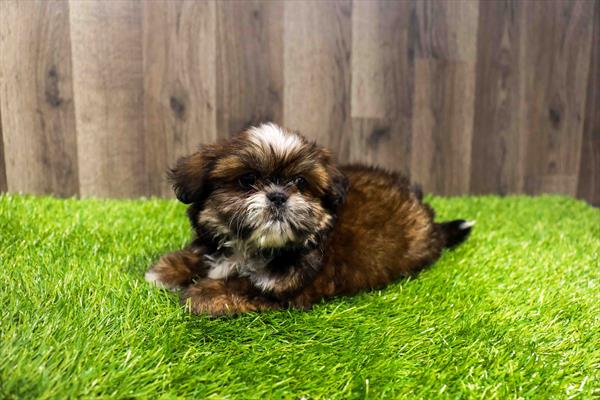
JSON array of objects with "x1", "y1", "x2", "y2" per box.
[
  {"x1": 143, "y1": 0, "x2": 217, "y2": 197},
  {"x1": 577, "y1": 0, "x2": 600, "y2": 206},
  {"x1": 0, "y1": 0, "x2": 79, "y2": 197},
  {"x1": 283, "y1": 0, "x2": 352, "y2": 160},
  {"x1": 215, "y1": 0, "x2": 284, "y2": 136},
  {"x1": 349, "y1": 0, "x2": 413, "y2": 174},
  {"x1": 519, "y1": 0, "x2": 594, "y2": 195},
  {"x1": 470, "y1": 0, "x2": 524, "y2": 195},
  {"x1": 0, "y1": 100, "x2": 6, "y2": 192},
  {"x1": 409, "y1": 0, "x2": 479, "y2": 195},
  {"x1": 69, "y1": 0, "x2": 146, "y2": 198},
  {"x1": 411, "y1": 60, "x2": 477, "y2": 195}
]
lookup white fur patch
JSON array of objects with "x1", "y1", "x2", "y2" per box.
[
  {"x1": 145, "y1": 271, "x2": 178, "y2": 291},
  {"x1": 205, "y1": 254, "x2": 240, "y2": 279},
  {"x1": 286, "y1": 193, "x2": 310, "y2": 211},
  {"x1": 248, "y1": 123, "x2": 302, "y2": 157},
  {"x1": 459, "y1": 220, "x2": 476, "y2": 229},
  {"x1": 205, "y1": 249, "x2": 281, "y2": 292},
  {"x1": 244, "y1": 192, "x2": 269, "y2": 227},
  {"x1": 205, "y1": 246, "x2": 271, "y2": 281},
  {"x1": 145, "y1": 271, "x2": 165, "y2": 287},
  {"x1": 250, "y1": 220, "x2": 296, "y2": 248},
  {"x1": 251, "y1": 272, "x2": 281, "y2": 292}
]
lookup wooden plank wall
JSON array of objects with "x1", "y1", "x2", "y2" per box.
[
  {"x1": 0, "y1": 0, "x2": 79, "y2": 197},
  {"x1": 0, "y1": 0, "x2": 598, "y2": 204}
]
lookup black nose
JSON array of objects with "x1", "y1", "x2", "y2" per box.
[{"x1": 267, "y1": 191, "x2": 288, "y2": 207}]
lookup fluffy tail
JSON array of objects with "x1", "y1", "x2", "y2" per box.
[{"x1": 438, "y1": 220, "x2": 475, "y2": 248}]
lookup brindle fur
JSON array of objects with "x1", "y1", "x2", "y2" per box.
[{"x1": 146, "y1": 125, "x2": 472, "y2": 316}]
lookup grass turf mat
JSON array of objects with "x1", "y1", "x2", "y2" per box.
[{"x1": 1, "y1": 194, "x2": 598, "y2": 399}]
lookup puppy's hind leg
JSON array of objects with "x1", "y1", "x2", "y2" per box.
[{"x1": 145, "y1": 248, "x2": 205, "y2": 290}]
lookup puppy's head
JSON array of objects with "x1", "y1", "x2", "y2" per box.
[{"x1": 170, "y1": 123, "x2": 348, "y2": 250}]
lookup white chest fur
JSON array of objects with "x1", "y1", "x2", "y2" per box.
[
  {"x1": 204, "y1": 250, "x2": 268, "y2": 279},
  {"x1": 205, "y1": 253, "x2": 239, "y2": 279},
  {"x1": 204, "y1": 250, "x2": 281, "y2": 292}
]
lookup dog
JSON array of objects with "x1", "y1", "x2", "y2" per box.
[{"x1": 145, "y1": 123, "x2": 474, "y2": 316}]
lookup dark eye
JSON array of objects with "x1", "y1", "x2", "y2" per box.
[
  {"x1": 293, "y1": 176, "x2": 307, "y2": 190},
  {"x1": 239, "y1": 173, "x2": 257, "y2": 189}
]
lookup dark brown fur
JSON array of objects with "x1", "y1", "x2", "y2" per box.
[{"x1": 146, "y1": 124, "x2": 472, "y2": 316}]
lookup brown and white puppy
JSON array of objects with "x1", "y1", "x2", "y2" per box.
[{"x1": 145, "y1": 123, "x2": 474, "y2": 316}]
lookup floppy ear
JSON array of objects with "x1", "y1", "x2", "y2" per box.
[
  {"x1": 168, "y1": 146, "x2": 217, "y2": 204},
  {"x1": 324, "y1": 165, "x2": 349, "y2": 210},
  {"x1": 317, "y1": 148, "x2": 349, "y2": 210}
]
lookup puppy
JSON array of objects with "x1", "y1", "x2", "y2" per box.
[{"x1": 145, "y1": 123, "x2": 473, "y2": 316}]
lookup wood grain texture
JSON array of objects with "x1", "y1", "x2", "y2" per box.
[
  {"x1": 283, "y1": 0, "x2": 352, "y2": 161},
  {"x1": 577, "y1": 0, "x2": 600, "y2": 206},
  {"x1": 411, "y1": 0, "x2": 479, "y2": 61},
  {"x1": 0, "y1": 0, "x2": 597, "y2": 203},
  {"x1": 411, "y1": 59, "x2": 477, "y2": 196},
  {"x1": 143, "y1": 0, "x2": 217, "y2": 197},
  {"x1": 410, "y1": 0, "x2": 478, "y2": 195},
  {"x1": 215, "y1": 0, "x2": 284, "y2": 136},
  {"x1": 520, "y1": 0, "x2": 594, "y2": 195},
  {"x1": 69, "y1": 0, "x2": 146, "y2": 198},
  {"x1": 0, "y1": 99, "x2": 6, "y2": 192},
  {"x1": 349, "y1": 0, "x2": 413, "y2": 174},
  {"x1": 470, "y1": 0, "x2": 525, "y2": 195},
  {"x1": 0, "y1": 0, "x2": 79, "y2": 196}
]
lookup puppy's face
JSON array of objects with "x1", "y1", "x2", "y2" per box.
[{"x1": 170, "y1": 124, "x2": 348, "y2": 250}]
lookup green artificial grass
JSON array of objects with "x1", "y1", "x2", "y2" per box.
[{"x1": 0, "y1": 194, "x2": 598, "y2": 399}]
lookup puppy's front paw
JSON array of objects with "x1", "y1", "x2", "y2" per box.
[
  {"x1": 145, "y1": 269, "x2": 180, "y2": 291},
  {"x1": 181, "y1": 293, "x2": 237, "y2": 317},
  {"x1": 180, "y1": 279, "x2": 283, "y2": 316},
  {"x1": 181, "y1": 282, "x2": 240, "y2": 316},
  {"x1": 145, "y1": 253, "x2": 195, "y2": 291},
  {"x1": 145, "y1": 267, "x2": 180, "y2": 291}
]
